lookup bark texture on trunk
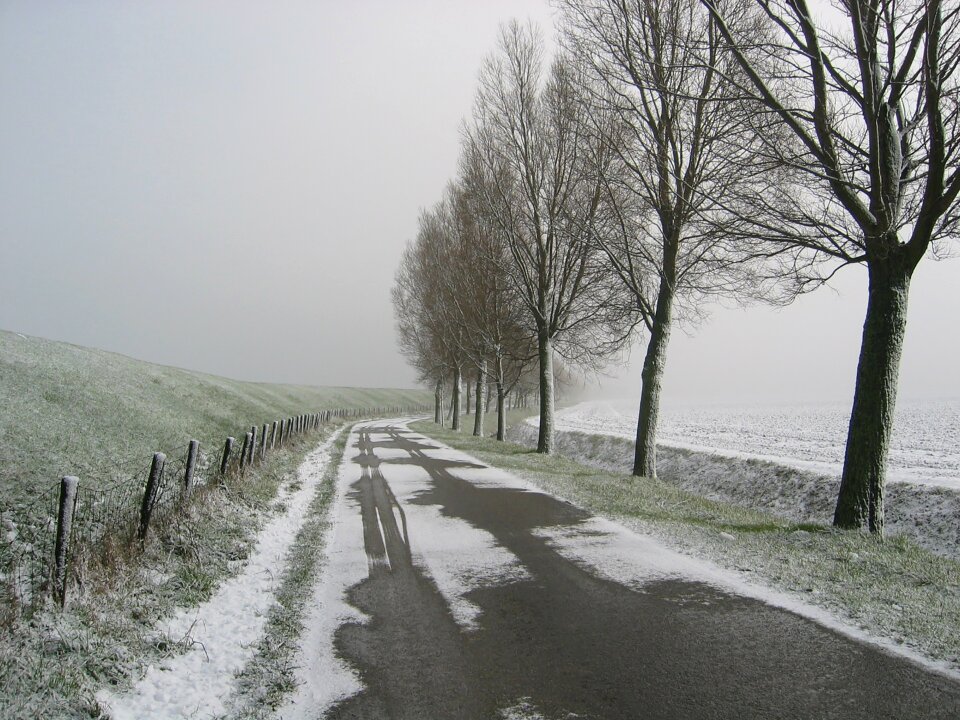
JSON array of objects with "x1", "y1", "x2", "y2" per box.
[
  {"x1": 473, "y1": 360, "x2": 487, "y2": 437},
  {"x1": 452, "y1": 366, "x2": 462, "y2": 431},
  {"x1": 434, "y1": 378, "x2": 443, "y2": 425},
  {"x1": 497, "y1": 381, "x2": 506, "y2": 441},
  {"x1": 633, "y1": 278, "x2": 675, "y2": 478},
  {"x1": 466, "y1": 379, "x2": 472, "y2": 416},
  {"x1": 537, "y1": 331, "x2": 555, "y2": 454},
  {"x1": 496, "y1": 355, "x2": 506, "y2": 441},
  {"x1": 834, "y1": 250, "x2": 913, "y2": 535}
]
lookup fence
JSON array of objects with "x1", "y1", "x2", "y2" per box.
[{"x1": 0, "y1": 404, "x2": 428, "y2": 617}]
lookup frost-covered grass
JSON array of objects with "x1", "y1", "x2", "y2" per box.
[
  {"x1": 0, "y1": 329, "x2": 429, "y2": 510},
  {"x1": 0, "y1": 425, "x2": 337, "y2": 720},
  {"x1": 412, "y1": 419, "x2": 960, "y2": 673},
  {"x1": 521, "y1": 420, "x2": 960, "y2": 562},
  {"x1": 225, "y1": 428, "x2": 350, "y2": 719}
]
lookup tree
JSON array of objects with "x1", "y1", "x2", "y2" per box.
[
  {"x1": 466, "y1": 20, "x2": 635, "y2": 453},
  {"x1": 701, "y1": 0, "x2": 960, "y2": 533},
  {"x1": 394, "y1": 180, "x2": 537, "y2": 441},
  {"x1": 392, "y1": 203, "x2": 469, "y2": 431},
  {"x1": 559, "y1": 0, "x2": 781, "y2": 478},
  {"x1": 458, "y1": 154, "x2": 540, "y2": 441}
]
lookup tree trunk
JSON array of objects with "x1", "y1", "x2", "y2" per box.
[
  {"x1": 537, "y1": 331, "x2": 555, "y2": 453},
  {"x1": 452, "y1": 366, "x2": 462, "y2": 431},
  {"x1": 473, "y1": 359, "x2": 487, "y2": 437},
  {"x1": 466, "y1": 377, "x2": 472, "y2": 415},
  {"x1": 834, "y1": 251, "x2": 913, "y2": 535},
  {"x1": 434, "y1": 378, "x2": 443, "y2": 425},
  {"x1": 496, "y1": 355, "x2": 506, "y2": 441},
  {"x1": 633, "y1": 279, "x2": 675, "y2": 478}
]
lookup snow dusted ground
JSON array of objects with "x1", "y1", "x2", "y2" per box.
[
  {"x1": 96, "y1": 431, "x2": 342, "y2": 720},
  {"x1": 557, "y1": 399, "x2": 960, "y2": 489},
  {"x1": 523, "y1": 401, "x2": 960, "y2": 560}
]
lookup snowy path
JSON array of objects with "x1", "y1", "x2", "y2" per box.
[
  {"x1": 279, "y1": 420, "x2": 960, "y2": 720},
  {"x1": 97, "y1": 431, "x2": 341, "y2": 720}
]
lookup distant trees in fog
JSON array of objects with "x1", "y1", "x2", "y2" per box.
[{"x1": 393, "y1": 0, "x2": 960, "y2": 536}]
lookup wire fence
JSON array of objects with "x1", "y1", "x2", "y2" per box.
[{"x1": 0, "y1": 404, "x2": 428, "y2": 618}]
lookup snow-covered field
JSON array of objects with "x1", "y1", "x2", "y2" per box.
[
  {"x1": 522, "y1": 400, "x2": 960, "y2": 559},
  {"x1": 556, "y1": 398, "x2": 960, "y2": 490}
]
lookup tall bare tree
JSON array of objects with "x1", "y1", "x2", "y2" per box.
[
  {"x1": 559, "y1": 0, "x2": 781, "y2": 478},
  {"x1": 393, "y1": 203, "x2": 469, "y2": 431},
  {"x1": 466, "y1": 21, "x2": 635, "y2": 453},
  {"x1": 701, "y1": 0, "x2": 960, "y2": 533},
  {"x1": 458, "y1": 155, "x2": 540, "y2": 441}
]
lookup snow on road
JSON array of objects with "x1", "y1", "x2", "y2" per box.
[
  {"x1": 280, "y1": 421, "x2": 536, "y2": 718},
  {"x1": 97, "y1": 431, "x2": 342, "y2": 720}
]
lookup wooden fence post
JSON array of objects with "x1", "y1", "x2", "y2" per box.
[
  {"x1": 220, "y1": 437, "x2": 235, "y2": 476},
  {"x1": 240, "y1": 432, "x2": 252, "y2": 471},
  {"x1": 248, "y1": 426, "x2": 257, "y2": 465},
  {"x1": 271, "y1": 420, "x2": 278, "y2": 449},
  {"x1": 183, "y1": 440, "x2": 199, "y2": 501},
  {"x1": 53, "y1": 475, "x2": 79, "y2": 608},
  {"x1": 260, "y1": 423, "x2": 268, "y2": 460},
  {"x1": 138, "y1": 452, "x2": 166, "y2": 542}
]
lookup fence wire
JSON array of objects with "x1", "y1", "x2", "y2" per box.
[{"x1": 1, "y1": 403, "x2": 428, "y2": 616}]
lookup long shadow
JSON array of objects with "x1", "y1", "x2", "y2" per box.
[{"x1": 325, "y1": 424, "x2": 960, "y2": 719}]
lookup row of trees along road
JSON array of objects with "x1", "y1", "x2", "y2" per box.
[{"x1": 393, "y1": 0, "x2": 960, "y2": 536}]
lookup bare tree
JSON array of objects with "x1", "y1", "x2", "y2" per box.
[
  {"x1": 466, "y1": 20, "x2": 635, "y2": 453},
  {"x1": 394, "y1": 177, "x2": 538, "y2": 441},
  {"x1": 558, "y1": 0, "x2": 782, "y2": 478},
  {"x1": 458, "y1": 156, "x2": 540, "y2": 440},
  {"x1": 393, "y1": 204, "x2": 470, "y2": 431},
  {"x1": 701, "y1": 0, "x2": 960, "y2": 533}
]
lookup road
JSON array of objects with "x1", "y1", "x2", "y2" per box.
[{"x1": 292, "y1": 420, "x2": 960, "y2": 720}]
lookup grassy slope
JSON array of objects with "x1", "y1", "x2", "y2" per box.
[
  {"x1": 0, "y1": 329, "x2": 429, "y2": 507},
  {"x1": 413, "y1": 415, "x2": 960, "y2": 673}
]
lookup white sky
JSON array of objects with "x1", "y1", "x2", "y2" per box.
[{"x1": 1, "y1": 0, "x2": 957, "y2": 405}]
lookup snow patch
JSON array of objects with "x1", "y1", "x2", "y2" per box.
[
  {"x1": 533, "y1": 517, "x2": 715, "y2": 588},
  {"x1": 402, "y1": 499, "x2": 531, "y2": 631},
  {"x1": 281, "y1": 436, "x2": 369, "y2": 719},
  {"x1": 498, "y1": 697, "x2": 549, "y2": 719}
]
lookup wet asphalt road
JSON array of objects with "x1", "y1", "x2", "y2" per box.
[{"x1": 319, "y1": 421, "x2": 960, "y2": 720}]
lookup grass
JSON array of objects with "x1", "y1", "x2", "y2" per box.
[
  {"x1": 226, "y1": 427, "x2": 350, "y2": 718},
  {"x1": 0, "y1": 423, "x2": 338, "y2": 719},
  {"x1": 0, "y1": 329, "x2": 430, "y2": 509},
  {"x1": 412, "y1": 416, "x2": 960, "y2": 673}
]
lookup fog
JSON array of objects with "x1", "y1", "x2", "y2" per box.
[{"x1": 1, "y1": 0, "x2": 957, "y2": 404}]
